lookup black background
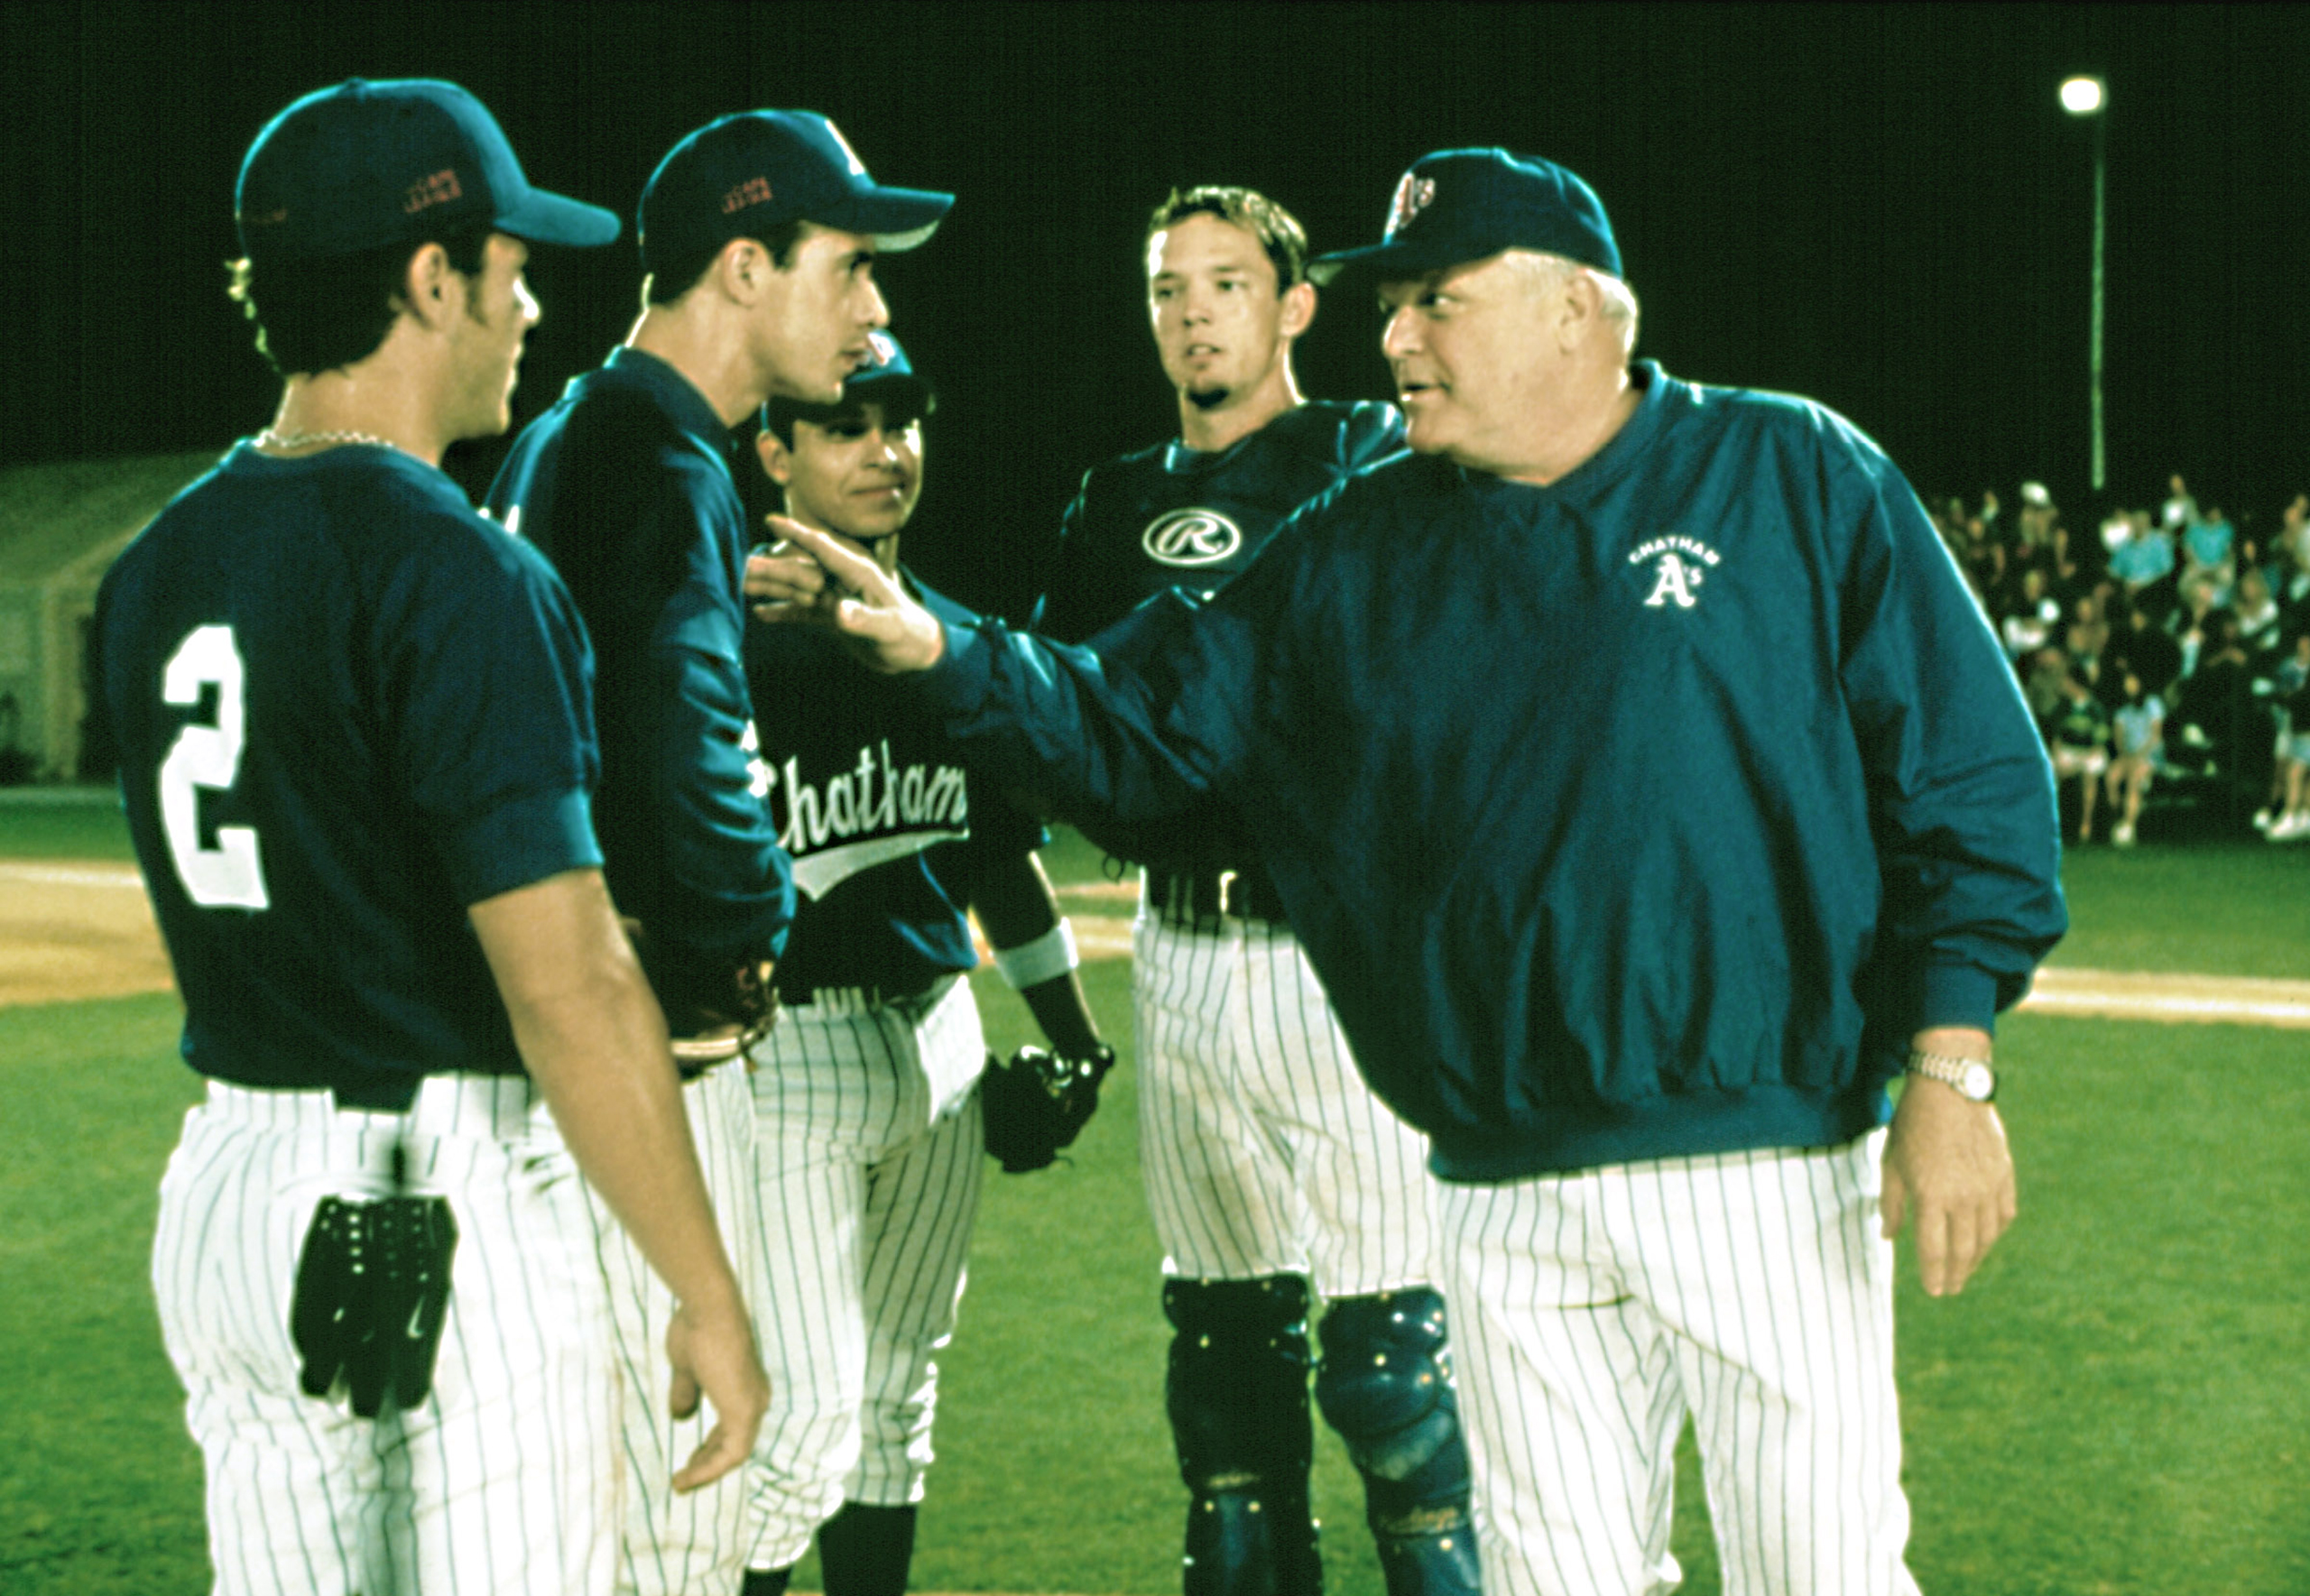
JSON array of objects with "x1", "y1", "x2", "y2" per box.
[{"x1": 6, "y1": 1, "x2": 2305, "y2": 617}]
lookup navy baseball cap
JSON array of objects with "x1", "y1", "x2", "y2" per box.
[
  {"x1": 762, "y1": 329, "x2": 936, "y2": 436},
  {"x1": 236, "y1": 78, "x2": 620, "y2": 264},
  {"x1": 639, "y1": 111, "x2": 953, "y2": 277},
  {"x1": 1307, "y1": 149, "x2": 1621, "y2": 288}
]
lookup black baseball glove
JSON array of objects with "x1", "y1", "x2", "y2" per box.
[{"x1": 981, "y1": 1042, "x2": 1116, "y2": 1174}]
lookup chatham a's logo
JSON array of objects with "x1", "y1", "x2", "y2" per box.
[
  {"x1": 1385, "y1": 171, "x2": 1437, "y2": 238},
  {"x1": 1628, "y1": 533, "x2": 1723, "y2": 610},
  {"x1": 1143, "y1": 507, "x2": 1243, "y2": 567}
]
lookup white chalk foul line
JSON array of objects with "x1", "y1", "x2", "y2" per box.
[{"x1": 0, "y1": 863, "x2": 146, "y2": 890}]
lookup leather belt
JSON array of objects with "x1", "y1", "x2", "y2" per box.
[
  {"x1": 1147, "y1": 863, "x2": 1286, "y2": 924},
  {"x1": 776, "y1": 974, "x2": 951, "y2": 1014}
]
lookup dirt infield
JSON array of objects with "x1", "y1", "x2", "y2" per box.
[{"x1": 5, "y1": 863, "x2": 2304, "y2": 1030}]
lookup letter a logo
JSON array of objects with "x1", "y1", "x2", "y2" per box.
[{"x1": 1644, "y1": 552, "x2": 1702, "y2": 609}]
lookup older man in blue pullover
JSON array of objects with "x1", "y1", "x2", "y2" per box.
[{"x1": 753, "y1": 149, "x2": 2065, "y2": 1596}]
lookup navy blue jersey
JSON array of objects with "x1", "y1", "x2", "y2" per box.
[
  {"x1": 486, "y1": 347, "x2": 793, "y2": 1027},
  {"x1": 1035, "y1": 400, "x2": 1404, "y2": 873},
  {"x1": 919, "y1": 362, "x2": 2067, "y2": 1179},
  {"x1": 88, "y1": 443, "x2": 602, "y2": 1109},
  {"x1": 746, "y1": 576, "x2": 1042, "y2": 998}
]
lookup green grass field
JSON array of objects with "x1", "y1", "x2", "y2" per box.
[{"x1": 2, "y1": 803, "x2": 2305, "y2": 1593}]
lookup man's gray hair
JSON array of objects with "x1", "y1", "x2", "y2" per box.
[{"x1": 1504, "y1": 248, "x2": 1640, "y2": 354}]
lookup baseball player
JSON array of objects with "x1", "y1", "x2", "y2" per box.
[
  {"x1": 754, "y1": 147, "x2": 2066, "y2": 1596},
  {"x1": 738, "y1": 334, "x2": 1111, "y2": 1596},
  {"x1": 484, "y1": 110, "x2": 948, "y2": 1596},
  {"x1": 88, "y1": 79, "x2": 767, "y2": 1595},
  {"x1": 1035, "y1": 187, "x2": 1479, "y2": 1596}
]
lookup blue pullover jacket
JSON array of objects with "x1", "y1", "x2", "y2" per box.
[{"x1": 921, "y1": 363, "x2": 2066, "y2": 1179}]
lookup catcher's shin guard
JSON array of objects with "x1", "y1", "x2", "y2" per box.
[
  {"x1": 818, "y1": 1501, "x2": 917, "y2": 1596},
  {"x1": 1314, "y1": 1289, "x2": 1480, "y2": 1596},
  {"x1": 1164, "y1": 1274, "x2": 1323, "y2": 1596}
]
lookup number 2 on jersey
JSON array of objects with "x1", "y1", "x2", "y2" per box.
[{"x1": 160, "y1": 623, "x2": 270, "y2": 909}]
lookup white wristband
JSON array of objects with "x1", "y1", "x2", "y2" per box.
[{"x1": 993, "y1": 919, "x2": 1078, "y2": 990}]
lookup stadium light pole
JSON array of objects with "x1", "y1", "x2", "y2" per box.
[{"x1": 2062, "y1": 75, "x2": 2107, "y2": 494}]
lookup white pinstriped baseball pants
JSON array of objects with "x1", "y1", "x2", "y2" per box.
[
  {"x1": 578, "y1": 1060, "x2": 767, "y2": 1596},
  {"x1": 742, "y1": 975, "x2": 985, "y2": 1573},
  {"x1": 152, "y1": 1076, "x2": 616, "y2": 1596},
  {"x1": 1434, "y1": 1132, "x2": 1917, "y2": 1596},
  {"x1": 1134, "y1": 892, "x2": 1437, "y2": 1295}
]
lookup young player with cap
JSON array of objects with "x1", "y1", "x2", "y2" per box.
[
  {"x1": 754, "y1": 147, "x2": 2066, "y2": 1596},
  {"x1": 484, "y1": 109, "x2": 950, "y2": 1596},
  {"x1": 89, "y1": 78, "x2": 767, "y2": 1595},
  {"x1": 1036, "y1": 187, "x2": 1477, "y2": 1596},
  {"x1": 737, "y1": 333, "x2": 1110, "y2": 1596}
]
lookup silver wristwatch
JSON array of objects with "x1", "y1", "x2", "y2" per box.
[{"x1": 1905, "y1": 1050, "x2": 1996, "y2": 1102}]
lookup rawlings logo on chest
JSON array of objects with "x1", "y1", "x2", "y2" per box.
[{"x1": 1142, "y1": 506, "x2": 1244, "y2": 567}]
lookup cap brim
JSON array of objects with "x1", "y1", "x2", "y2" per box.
[
  {"x1": 496, "y1": 187, "x2": 623, "y2": 248},
  {"x1": 850, "y1": 371, "x2": 935, "y2": 416},
  {"x1": 1307, "y1": 235, "x2": 1483, "y2": 289},
  {"x1": 819, "y1": 186, "x2": 955, "y2": 254}
]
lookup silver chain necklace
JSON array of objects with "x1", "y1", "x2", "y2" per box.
[{"x1": 253, "y1": 426, "x2": 409, "y2": 458}]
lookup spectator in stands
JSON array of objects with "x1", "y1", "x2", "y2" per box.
[
  {"x1": 2233, "y1": 567, "x2": 2282, "y2": 660},
  {"x1": 2109, "y1": 511, "x2": 2177, "y2": 611},
  {"x1": 2021, "y1": 645, "x2": 2070, "y2": 732},
  {"x1": 2104, "y1": 669, "x2": 2163, "y2": 848},
  {"x1": 2170, "y1": 581, "x2": 2222, "y2": 681},
  {"x1": 2104, "y1": 597, "x2": 2183, "y2": 706},
  {"x1": 2162, "y1": 473, "x2": 2198, "y2": 535},
  {"x1": 2180, "y1": 503, "x2": 2237, "y2": 608},
  {"x1": 2047, "y1": 664, "x2": 2113, "y2": 843},
  {"x1": 2253, "y1": 631, "x2": 2310, "y2": 837},
  {"x1": 2000, "y1": 567, "x2": 2062, "y2": 660},
  {"x1": 2171, "y1": 611, "x2": 2251, "y2": 783},
  {"x1": 2062, "y1": 594, "x2": 2108, "y2": 691}
]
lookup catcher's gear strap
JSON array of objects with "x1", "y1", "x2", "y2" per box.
[
  {"x1": 290, "y1": 1192, "x2": 458, "y2": 1419},
  {"x1": 1315, "y1": 1288, "x2": 1476, "y2": 1566}
]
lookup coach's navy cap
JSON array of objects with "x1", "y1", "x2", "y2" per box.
[
  {"x1": 639, "y1": 111, "x2": 953, "y2": 277},
  {"x1": 1307, "y1": 149, "x2": 1621, "y2": 288},
  {"x1": 236, "y1": 78, "x2": 620, "y2": 264}
]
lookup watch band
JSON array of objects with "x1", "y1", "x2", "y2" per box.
[{"x1": 1905, "y1": 1049, "x2": 1997, "y2": 1102}]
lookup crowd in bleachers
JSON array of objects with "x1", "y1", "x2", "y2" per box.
[{"x1": 1932, "y1": 475, "x2": 2310, "y2": 844}]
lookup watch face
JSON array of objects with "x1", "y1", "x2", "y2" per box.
[{"x1": 1960, "y1": 1062, "x2": 1997, "y2": 1102}]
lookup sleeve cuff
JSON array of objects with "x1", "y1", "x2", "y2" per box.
[
  {"x1": 1917, "y1": 960, "x2": 2004, "y2": 1037},
  {"x1": 440, "y1": 788, "x2": 602, "y2": 906},
  {"x1": 919, "y1": 617, "x2": 993, "y2": 714}
]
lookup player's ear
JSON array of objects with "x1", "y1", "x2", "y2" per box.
[
  {"x1": 399, "y1": 242, "x2": 457, "y2": 330},
  {"x1": 755, "y1": 427, "x2": 793, "y2": 489},
  {"x1": 1279, "y1": 280, "x2": 1317, "y2": 340},
  {"x1": 717, "y1": 237, "x2": 764, "y2": 305}
]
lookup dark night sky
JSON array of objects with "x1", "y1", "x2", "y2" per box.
[{"x1": 5, "y1": 1, "x2": 2305, "y2": 617}]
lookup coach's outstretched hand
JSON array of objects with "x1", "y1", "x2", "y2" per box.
[
  {"x1": 665, "y1": 1292, "x2": 771, "y2": 1492},
  {"x1": 1880, "y1": 1035, "x2": 2016, "y2": 1298},
  {"x1": 746, "y1": 518, "x2": 945, "y2": 673}
]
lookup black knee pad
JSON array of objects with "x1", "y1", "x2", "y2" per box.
[
  {"x1": 1316, "y1": 1289, "x2": 1474, "y2": 1512},
  {"x1": 1164, "y1": 1273, "x2": 1315, "y2": 1490},
  {"x1": 1316, "y1": 1289, "x2": 1478, "y2": 1596},
  {"x1": 1165, "y1": 1275, "x2": 1322, "y2": 1596}
]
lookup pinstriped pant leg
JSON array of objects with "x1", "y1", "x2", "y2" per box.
[
  {"x1": 1134, "y1": 901, "x2": 1307, "y2": 1280},
  {"x1": 1615, "y1": 1137, "x2": 1917, "y2": 1596},
  {"x1": 1434, "y1": 1175, "x2": 1686, "y2": 1596},
  {"x1": 580, "y1": 1061, "x2": 760, "y2": 1596},
  {"x1": 1237, "y1": 916, "x2": 1438, "y2": 1299},
  {"x1": 154, "y1": 1089, "x2": 618, "y2": 1596},
  {"x1": 849, "y1": 982, "x2": 987, "y2": 1507}
]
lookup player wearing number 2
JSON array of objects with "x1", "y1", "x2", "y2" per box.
[
  {"x1": 754, "y1": 148, "x2": 2066, "y2": 1596},
  {"x1": 88, "y1": 79, "x2": 766, "y2": 1594},
  {"x1": 1036, "y1": 187, "x2": 1479, "y2": 1596}
]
